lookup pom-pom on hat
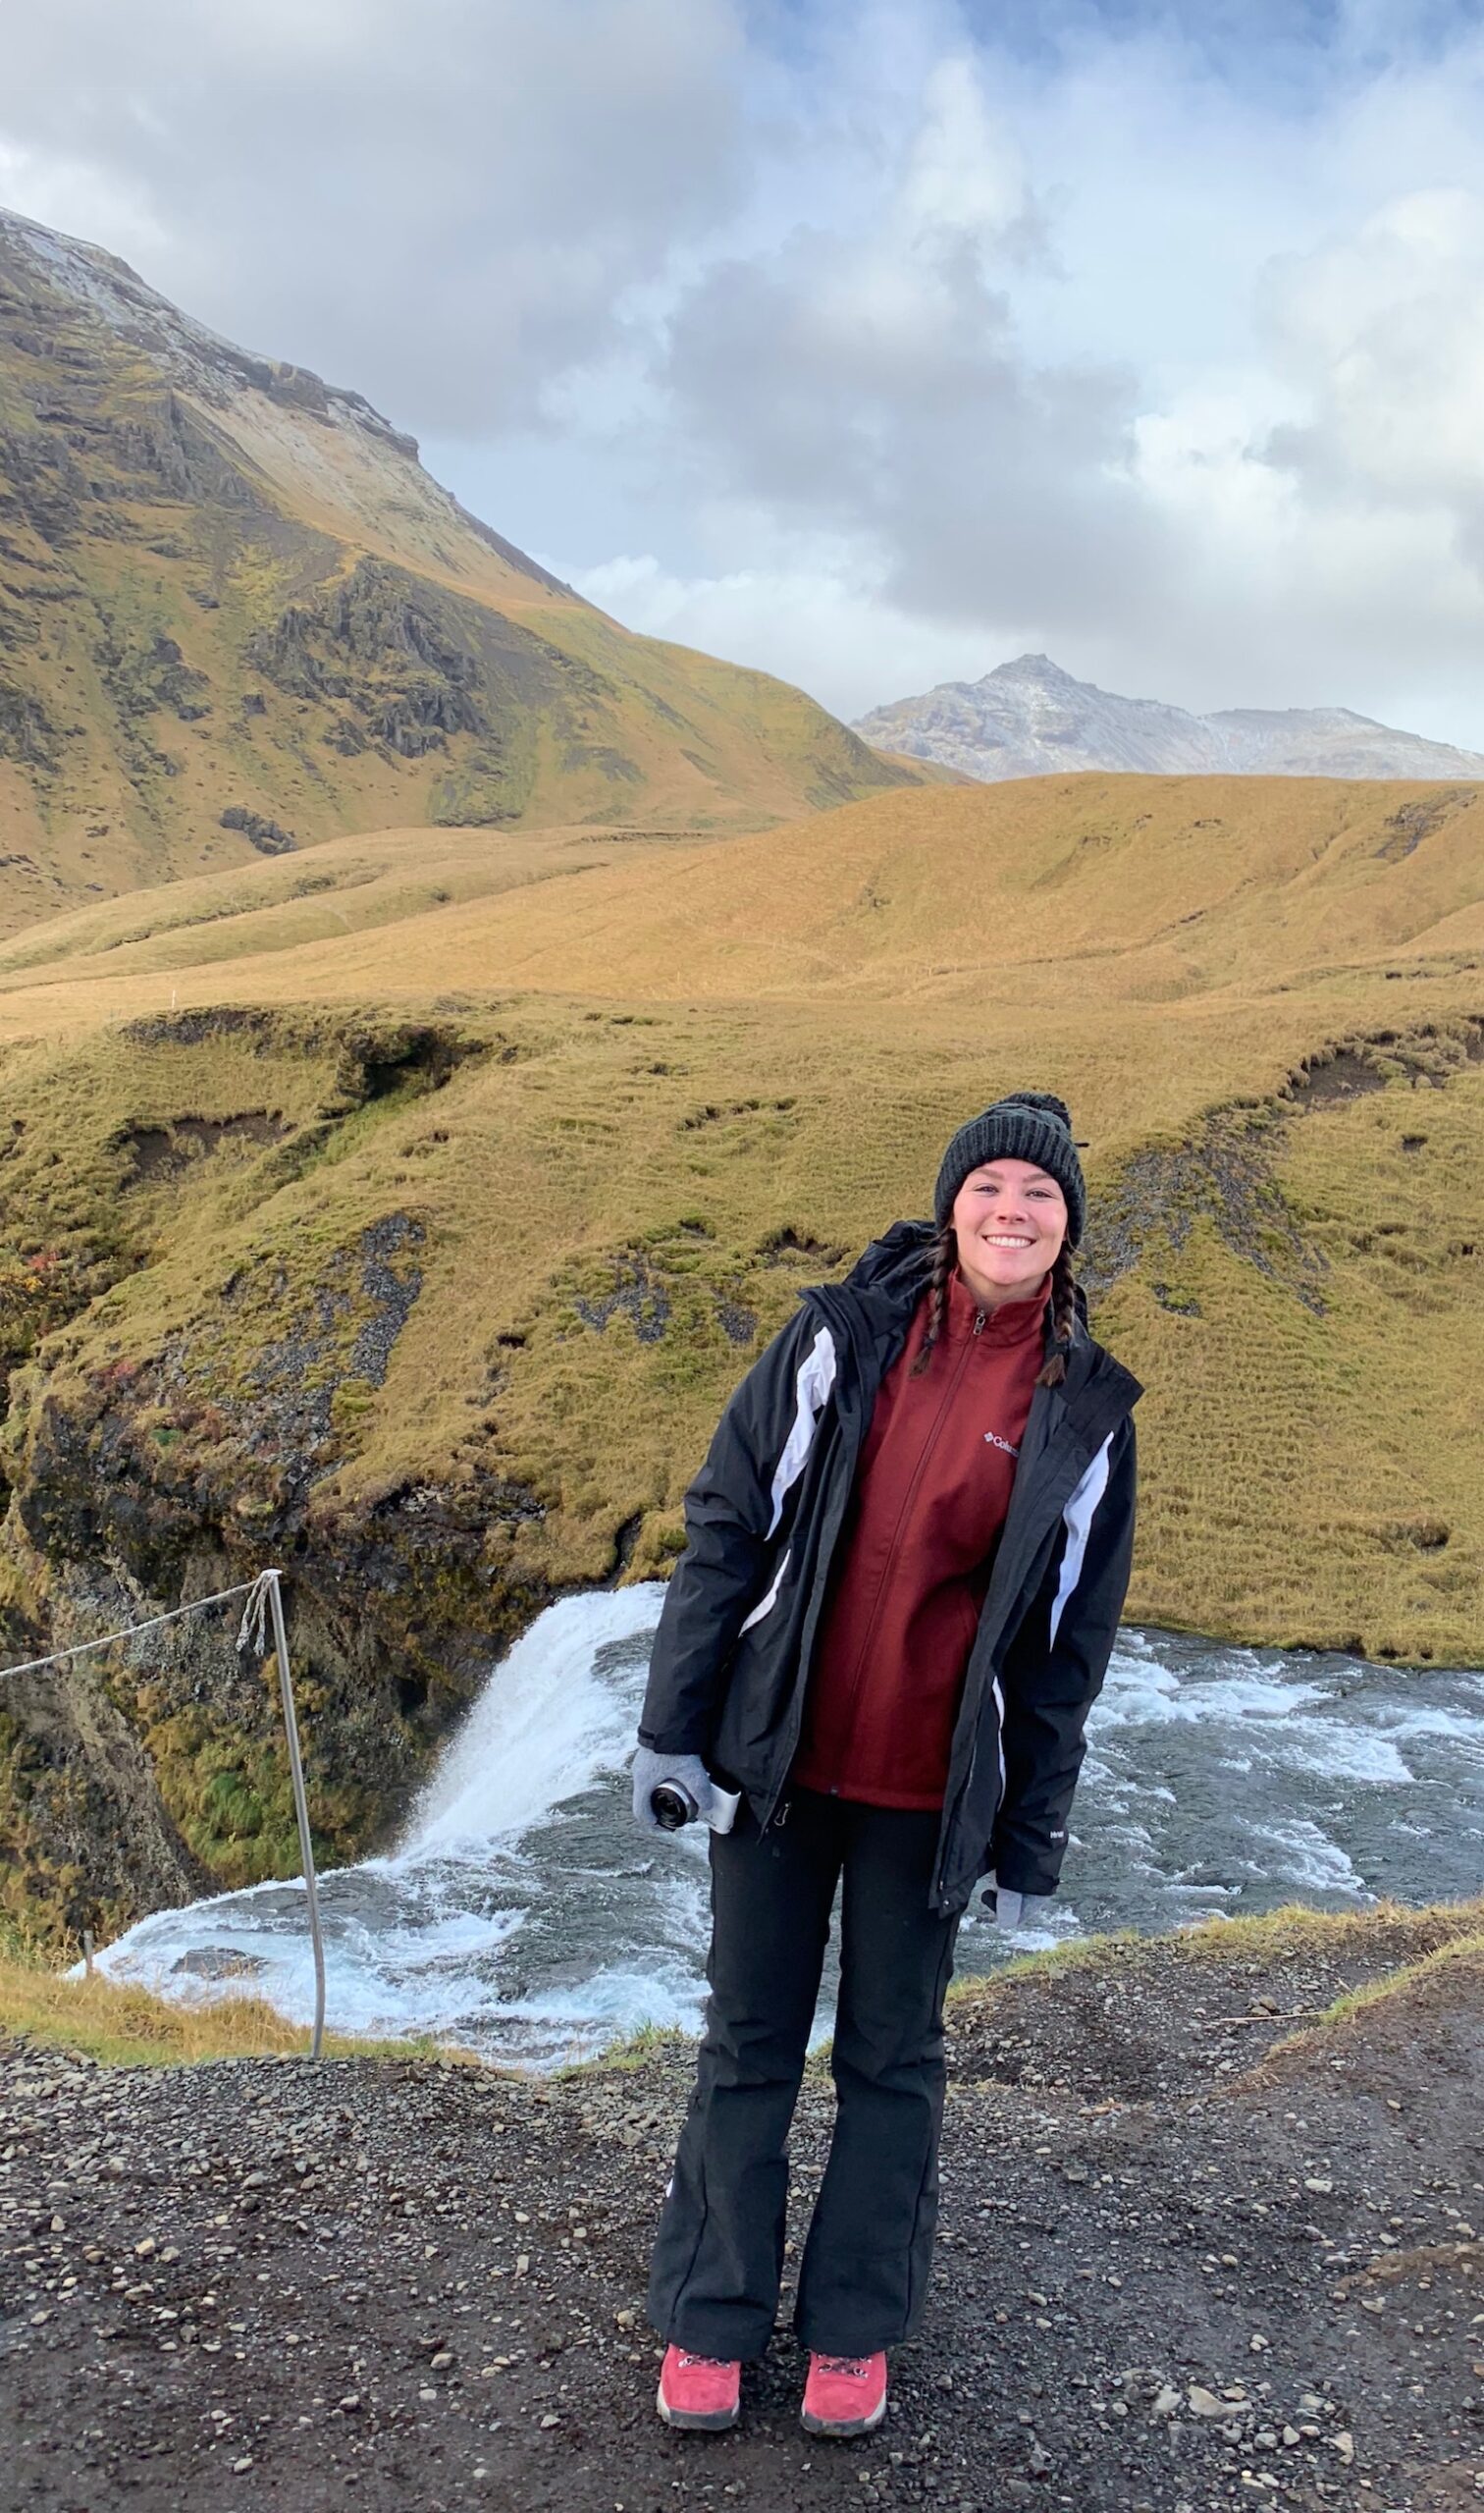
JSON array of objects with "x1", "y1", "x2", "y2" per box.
[{"x1": 932, "y1": 1090, "x2": 1086, "y2": 1248}]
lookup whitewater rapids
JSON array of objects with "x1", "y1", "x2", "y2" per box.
[{"x1": 96, "y1": 1588, "x2": 1484, "y2": 2067}]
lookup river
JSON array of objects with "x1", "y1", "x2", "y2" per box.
[{"x1": 96, "y1": 1586, "x2": 1484, "y2": 2067}]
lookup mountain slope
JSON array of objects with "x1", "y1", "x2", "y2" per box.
[
  {"x1": 0, "y1": 209, "x2": 920, "y2": 936},
  {"x1": 855, "y1": 653, "x2": 1484, "y2": 783}
]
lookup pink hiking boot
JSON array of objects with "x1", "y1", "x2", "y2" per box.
[
  {"x1": 656, "y1": 2344, "x2": 742, "y2": 2431},
  {"x1": 801, "y1": 2349, "x2": 888, "y2": 2436}
]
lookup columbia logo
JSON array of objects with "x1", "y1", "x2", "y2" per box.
[{"x1": 983, "y1": 1430, "x2": 1020, "y2": 1457}]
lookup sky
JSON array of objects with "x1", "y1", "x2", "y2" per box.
[{"x1": 4, "y1": 0, "x2": 1484, "y2": 739}]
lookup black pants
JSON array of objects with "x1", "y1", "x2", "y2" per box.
[{"x1": 648, "y1": 1788, "x2": 961, "y2": 2361}]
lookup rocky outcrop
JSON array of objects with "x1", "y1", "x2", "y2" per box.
[
  {"x1": 244, "y1": 558, "x2": 535, "y2": 774},
  {"x1": 1, "y1": 1393, "x2": 550, "y2": 1944},
  {"x1": 218, "y1": 807, "x2": 295, "y2": 855}
]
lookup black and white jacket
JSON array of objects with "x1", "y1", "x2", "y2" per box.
[{"x1": 638, "y1": 1220, "x2": 1141, "y2": 1916}]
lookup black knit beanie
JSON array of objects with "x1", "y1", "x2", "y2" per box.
[{"x1": 932, "y1": 1091, "x2": 1086, "y2": 1249}]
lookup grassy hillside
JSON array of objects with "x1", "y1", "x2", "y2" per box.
[
  {"x1": 0, "y1": 770, "x2": 1479, "y2": 1936},
  {"x1": 0, "y1": 210, "x2": 920, "y2": 936}
]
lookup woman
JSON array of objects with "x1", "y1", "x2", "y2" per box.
[{"x1": 630, "y1": 1091, "x2": 1140, "y2": 2438}]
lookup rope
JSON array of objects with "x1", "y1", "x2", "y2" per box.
[
  {"x1": 0, "y1": 1565, "x2": 327, "y2": 2059},
  {"x1": 0, "y1": 1571, "x2": 273, "y2": 1682},
  {"x1": 237, "y1": 1570, "x2": 272, "y2": 1660}
]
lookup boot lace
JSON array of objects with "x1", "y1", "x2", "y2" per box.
[{"x1": 815, "y1": 2354, "x2": 871, "y2": 2379}]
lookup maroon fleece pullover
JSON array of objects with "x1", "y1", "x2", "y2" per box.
[{"x1": 790, "y1": 1266, "x2": 1049, "y2": 1810}]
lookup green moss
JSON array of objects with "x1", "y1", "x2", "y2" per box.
[
  {"x1": 427, "y1": 740, "x2": 534, "y2": 828},
  {"x1": 197, "y1": 1765, "x2": 266, "y2": 1841}
]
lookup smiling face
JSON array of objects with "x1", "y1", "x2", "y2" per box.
[{"x1": 950, "y1": 1156, "x2": 1068, "y2": 1307}]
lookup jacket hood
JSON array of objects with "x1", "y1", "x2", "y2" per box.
[{"x1": 839, "y1": 1217, "x2": 936, "y2": 1305}]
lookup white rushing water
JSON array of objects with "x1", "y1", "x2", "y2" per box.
[{"x1": 97, "y1": 1591, "x2": 1484, "y2": 2067}]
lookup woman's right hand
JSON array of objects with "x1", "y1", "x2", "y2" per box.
[
  {"x1": 630, "y1": 1745, "x2": 716, "y2": 1831},
  {"x1": 984, "y1": 1873, "x2": 1054, "y2": 1934}
]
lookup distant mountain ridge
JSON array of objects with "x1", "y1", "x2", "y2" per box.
[
  {"x1": 855, "y1": 653, "x2": 1484, "y2": 783},
  {"x1": 0, "y1": 208, "x2": 920, "y2": 935}
]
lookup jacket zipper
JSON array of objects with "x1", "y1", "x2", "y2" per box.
[
  {"x1": 931, "y1": 1377, "x2": 1132, "y2": 1902},
  {"x1": 929, "y1": 1377, "x2": 1062, "y2": 1901},
  {"x1": 822, "y1": 1305, "x2": 984, "y2": 1794}
]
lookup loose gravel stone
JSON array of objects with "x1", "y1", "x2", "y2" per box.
[{"x1": 1, "y1": 1920, "x2": 1479, "y2": 2512}]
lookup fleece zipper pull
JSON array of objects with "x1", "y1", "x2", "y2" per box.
[{"x1": 973, "y1": 1310, "x2": 985, "y2": 1336}]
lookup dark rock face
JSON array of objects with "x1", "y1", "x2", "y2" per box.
[
  {"x1": 118, "y1": 1114, "x2": 289, "y2": 1189},
  {"x1": 574, "y1": 1254, "x2": 672, "y2": 1345},
  {"x1": 0, "y1": 677, "x2": 58, "y2": 767},
  {"x1": 219, "y1": 806, "x2": 295, "y2": 855},
  {"x1": 0, "y1": 1013, "x2": 539, "y2": 1944},
  {"x1": 3, "y1": 1329, "x2": 552, "y2": 1943},
  {"x1": 243, "y1": 554, "x2": 610, "y2": 802},
  {"x1": 0, "y1": 1608, "x2": 225, "y2": 1934}
]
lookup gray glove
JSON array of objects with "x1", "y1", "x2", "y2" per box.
[
  {"x1": 631, "y1": 1745, "x2": 716, "y2": 1832},
  {"x1": 985, "y1": 1873, "x2": 1054, "y2": 1934}
]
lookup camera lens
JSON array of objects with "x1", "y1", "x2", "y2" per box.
[{"x1": 651, "y1": 1782, "x2": 696, "y2": 1831}]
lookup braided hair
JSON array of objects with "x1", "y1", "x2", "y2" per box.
[
  {"x1": 911, "y1": 1227, "x2": 1080, "y2": 1384},
  {"x1": 909, "y1": 1222, "x2": 958, "y2": 1376},
  {"x1": 1035, "y1": 1243, "x2": 1080, "y2": 1389}
]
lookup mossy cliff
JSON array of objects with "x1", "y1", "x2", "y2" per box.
[
  {"x1": 0, "y1": 773, "x2": 1479, "y2": 1944},
  {"x1": 0, "y1": 1008, "x2": 553, "y2": 1940},
  {"x1": 0, "y1": 208, "x2": 921, "y2": 936}
]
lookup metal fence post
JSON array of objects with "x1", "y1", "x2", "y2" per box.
[{"x1": 264, "y1": 1570, "x2": 327, "y2": 2059}]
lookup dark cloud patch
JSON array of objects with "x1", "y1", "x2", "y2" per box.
[
  {"x1": 658, "y1": 93, "x2": 1174, "y2": 639},
  {"x1": 958, "y1": 0, "x2": 1475, "y2": 88}
]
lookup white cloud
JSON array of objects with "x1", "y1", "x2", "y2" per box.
[
  {"x1": 561, "y1": 546, "x2": 1025, "y2": 719},
  {"x1": 896, "y1": 55, "x2": 1047, "y2": 267},
  {"x1": 1261, "y1": 187, "x2": 1484, "y2": 523},
  {"x1": 0, "y1": 142, "x2": 168, "y2": 270},
  {"x1": 615, "y1": 15, "x2": 1484, "y2": 734},
  {"x1": 654, "y1": 41, "x2": 1155, "y2": 640}
]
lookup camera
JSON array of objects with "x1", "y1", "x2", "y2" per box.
[
  {"x1": 650, "y1": 1780, "x2": 700, "y2": 1831},
  {"x1": 648, "y1": 1776, "x2": 742, "y2": 1835}
]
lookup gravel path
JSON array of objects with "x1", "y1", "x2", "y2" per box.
[{"x1": 3, "y1": 1917, "x2": 1481, "y2": 2513}]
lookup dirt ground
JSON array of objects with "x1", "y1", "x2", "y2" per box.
[{"x1": 3, "y1": 1913, "x2": 1482, "y2": 2513}]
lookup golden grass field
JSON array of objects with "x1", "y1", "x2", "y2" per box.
[
  {"x1": 1, "y1": 771, "x2": 1479, "y2": 1694},
  {"x1": 0, "y1": 1929, "x2": 454, "y2": 2067}
]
